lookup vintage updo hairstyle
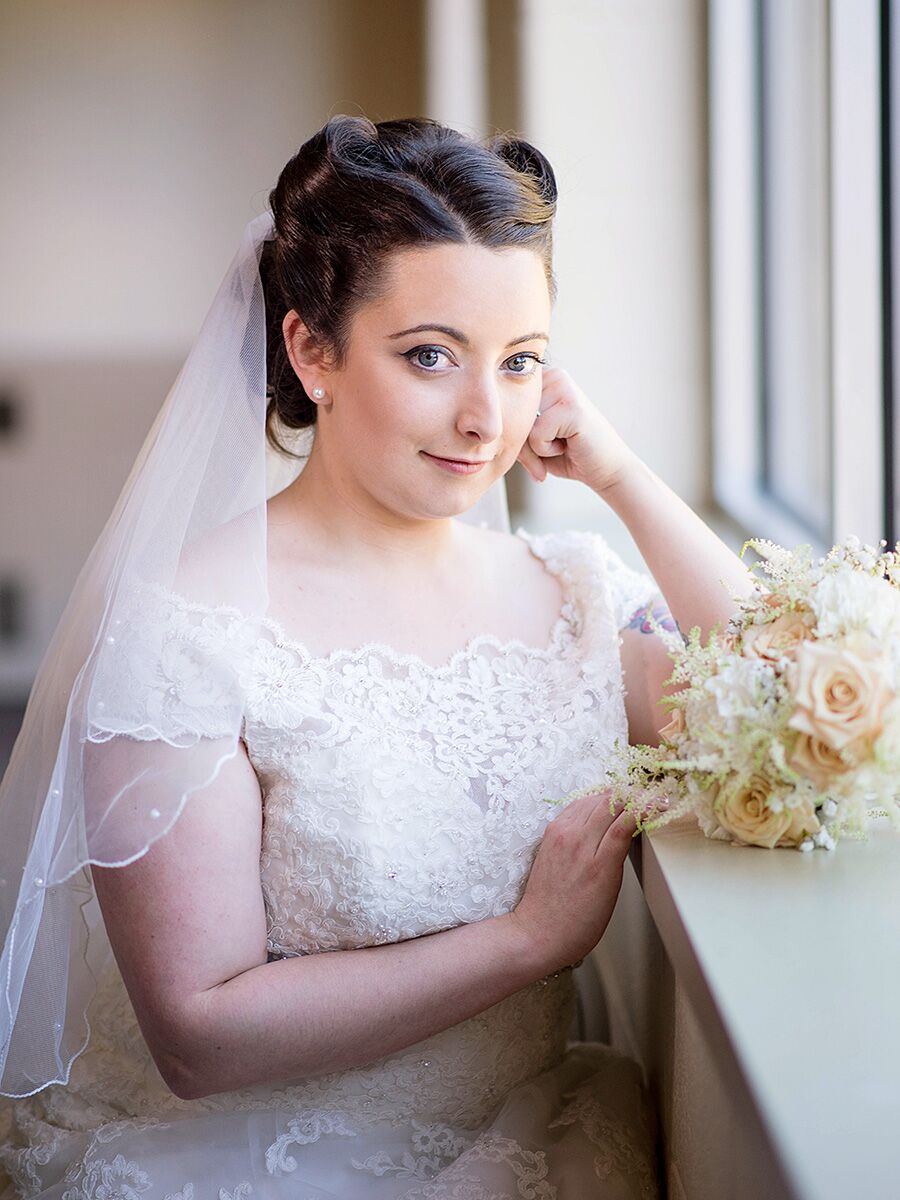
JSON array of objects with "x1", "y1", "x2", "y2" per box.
[{"x1": 259, "y1": 114, "x2": 558, "y2": 458}]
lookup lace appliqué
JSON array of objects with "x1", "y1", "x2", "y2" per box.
[
  {"x1": 85, "y1": 584, "x2": 253, "y2": 748},
  {"x1": 61, "y1": 1149, "x2": 153, "y2": 1200},
  {"x1": 0, "y1": 1107, "x2": 70, "y2": 1193},
  {"x1": 548, "y1": 1084, "x2": 658, "y2": 1200},
  {"x1": 399, "y1": 1131, "x2": 553, "y2": 1200},
  {"x1": 217, "y1": 1185, "x2": 253, "y2": 1200},
  {"x1": 350, "y1": 1121, "x2": 476, "y2": 1181},
  {"x1": 264, "y1": 1111, "x2": 358, "y2": 1175}
]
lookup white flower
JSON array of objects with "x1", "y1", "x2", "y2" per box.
[
  {"x1": 703, "y1": 659, "x2": 777, "y2": 730},
  {"x1": 813, "y1": 827, "x2": 836, "y2": 851},
  {"x1": 811, "y1": 570, "x2": 900, "y2": 642}
]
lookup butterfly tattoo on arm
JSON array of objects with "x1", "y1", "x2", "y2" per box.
[{"x1": 624, "y1": 596, "x2": 686, "y2": 644}]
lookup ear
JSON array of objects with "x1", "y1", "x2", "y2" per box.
[{"x1": 281, "y1": 310, "x2": 332, "y2": 394}]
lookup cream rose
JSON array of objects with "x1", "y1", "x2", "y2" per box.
[
  {"x1": 776, "y1": 796, "x2": 821, "y2": 847},
  {"x1": 657, "y1": 706, "x2": 686, "y2": 742},
  {"x1": 787, "y1": 631, "x2": 894, "y2": 751},
  {"x1": 741, "y1": 611, "x2": 812, "y2": 661},
  {"x1": 787, "y1": 731, "x2": 854, "y2": 790},
  {"x1": 714, "y1": 773, "x2": 794, "y2": 848}
]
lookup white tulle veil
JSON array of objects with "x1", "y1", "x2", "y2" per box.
[{"x1": 0, "y1": 209, "x2": 510, "y2": 1098}]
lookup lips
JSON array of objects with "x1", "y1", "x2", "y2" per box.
[{"x1": 421, "y1": 451, "x2": 491, "y2": 474}]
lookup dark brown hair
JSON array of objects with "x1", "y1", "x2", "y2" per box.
[{"x1": 259, "y1": 115, "x2": 558, "y2": 458}]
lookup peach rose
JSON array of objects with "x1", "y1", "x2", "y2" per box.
[
  {"x1": 787, "y1": 632, "x2": 894, "y2": 751},
  {"x1": 714, "y1": 773, "x2": 795, "y2": 848},
  {"x1": 787, "y1": 731, "x2": 854, "y2": 790},
  {"x1": 657, "y1": 706, "x2": 686, "y2": 742},
  {"x1": 741, "y1": 611, "x2": 812, "y2": 662}
]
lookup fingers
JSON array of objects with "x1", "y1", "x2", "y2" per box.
[
  {"x1": 581, "y1": 792, "x2": 624, "y2": 849},
  {"x1": 529, "y1": 401, "x2": 570, "y2": 456},
  {"x1": 517, "y1": 440, "x2": 547, "y2": 482},
  {"x1": 602, "y1": 810, "x2": 640, "y2": 857},
  {"x1": 557, "y1": 791, "x2": 639, "y2": 857},
  {"x1": 517, "y1": 395, "x2": 573, "y2": 482},
  {"x1": 552, "y1": 790, "x2": 619, "y2": 848}
]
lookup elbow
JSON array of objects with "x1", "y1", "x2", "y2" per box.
[
  {"x1": 153, "y1": 1042, "x2": 216, "y2": 1101},
  {"x1": 143, "y1": 1007, "x2": 222, "y2": 1101}
]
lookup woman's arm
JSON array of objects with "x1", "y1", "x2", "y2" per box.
[
  {"x1": 600, "y1": 456, "x2": 757, "y2": 747},
  {"x1": 519, "y1": 368, "x2": 757, "y2": 745},
  {"x1": 522, "y1": 366, "x2": 756, "y2": 643},
  {"x1": 596, "y1": 454, "x2": 756, "y2": 642},
  {"x1": 91, "y1": 738, "x2": 549, "y2": 1103}
]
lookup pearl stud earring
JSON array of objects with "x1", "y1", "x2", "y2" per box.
[{"x1": 312, "y1": 386, "x2": 325, "y2": 400}]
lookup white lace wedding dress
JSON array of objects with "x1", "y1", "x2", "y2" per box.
[{"x1": 0, "y1": 526, "x2": 661, "y2": 1200}]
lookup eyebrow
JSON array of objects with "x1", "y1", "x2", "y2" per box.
[{"x1": 387, "y1": 323, "x2": 549, "y2": 349}]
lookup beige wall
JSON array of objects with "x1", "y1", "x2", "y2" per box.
[
  {"x1": 0, "y1": 0, "x2": 423, "y2": 357},
  {"x1": 0, "y1": 0, "x2": 424, "y2": 699},
  {"x1": 513, "y1": 0, "x2": 711, "y2": 554}
]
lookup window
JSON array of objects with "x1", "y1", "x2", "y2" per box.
[{"x1": 709, "y1": 0, "x2": 887, "y2": 556}]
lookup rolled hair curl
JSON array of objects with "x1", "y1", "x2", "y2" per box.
[{"x1": 259, "y1": 114, "x2": 558, "y2": 459}]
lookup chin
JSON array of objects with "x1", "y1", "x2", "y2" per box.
[{"x1": 382, "y1": 463, "x2": 507, "y2": 521}]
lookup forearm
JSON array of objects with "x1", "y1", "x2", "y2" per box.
[
  {"x1": 598, "y1": 454, "x2": 756, "y2": 641},
  {"x1": 166, "y1": 910, "x2": 546, "y2": 1100}
]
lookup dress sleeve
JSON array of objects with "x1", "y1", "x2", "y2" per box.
[
  {"x1": 519, "y1": 526, "x2": 662, "y2": 637},
  {"x1": 86, "y1": 582, "x2": 253, "y2": 747}
]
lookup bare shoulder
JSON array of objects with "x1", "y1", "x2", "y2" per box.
[
  {"x1": 454, "y1": 520, "x2": 536, "y2": 565},
  {"x1": 455, "y1": 521, "x2": 564, "y2": 606},
  {"x1": 166, "y1": 505, "x2": 288, "y2": 612}
]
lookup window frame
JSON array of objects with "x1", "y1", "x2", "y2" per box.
[{"x1": 708, "y1": 0, "x2": 886, "y2": 557}]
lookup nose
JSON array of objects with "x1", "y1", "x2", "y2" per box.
[{"x1": 455, "y1": 374, "x2": 504, "y2": 445}]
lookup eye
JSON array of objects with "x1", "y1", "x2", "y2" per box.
[
  {"x1": 505, "y1": 352, "x2": 547, "y2": 376},
  {"x1": 401, "y1": 345, "x2": 547, "y2": 376},
  {"x1": 402, "y1": 345, "x2": 454, "y2": 372}
]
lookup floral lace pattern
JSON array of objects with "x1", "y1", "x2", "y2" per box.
[
  {"x1": 350, "y1": 1121, "x2": 478, "y2": 1181},
  {"x1": 1, "y1": 527, "x2": 661, "y2": 1199},
  {"x1": 549, "y1": 1072, "x2": 659, "y2": 1198}
]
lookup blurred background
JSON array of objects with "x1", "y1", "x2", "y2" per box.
[{"x1": 5, "y1": 0, "x2": 890, "y2": 733}]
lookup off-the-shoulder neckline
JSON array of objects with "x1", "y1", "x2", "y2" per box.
[{"x1": 142, "y1": 526, "x2": 588, "y2": 675}]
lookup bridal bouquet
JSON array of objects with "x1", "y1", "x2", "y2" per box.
[{"x1": 568, "y1": 536, "x2": 900, "y2": 851}]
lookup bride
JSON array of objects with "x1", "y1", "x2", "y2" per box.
[{"x1": 0, "y1": 115, "x2": 753, "y2": 1198}]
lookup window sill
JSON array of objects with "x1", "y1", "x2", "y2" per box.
[{"x1": 630, "y1": 815, "x2": 900, "y2": 1200}]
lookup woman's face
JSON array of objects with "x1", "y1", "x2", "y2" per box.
[{"x1": 295, "y1": 242, "x2": 552, "y2": 522}]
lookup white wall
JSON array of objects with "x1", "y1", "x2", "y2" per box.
[{"x1": 515, "y1": 0, "x2": 710, "y2": 560}]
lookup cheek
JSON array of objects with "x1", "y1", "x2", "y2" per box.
[
  {"x1": 505, "y1": 393, "x2": 541, "y2": 444},
  {"x1": 345, "y1": 373, "x2": 423, "y2": 439},
  {"x1": 371, "y1": 391, "x2": 435, "y2": 444}
]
